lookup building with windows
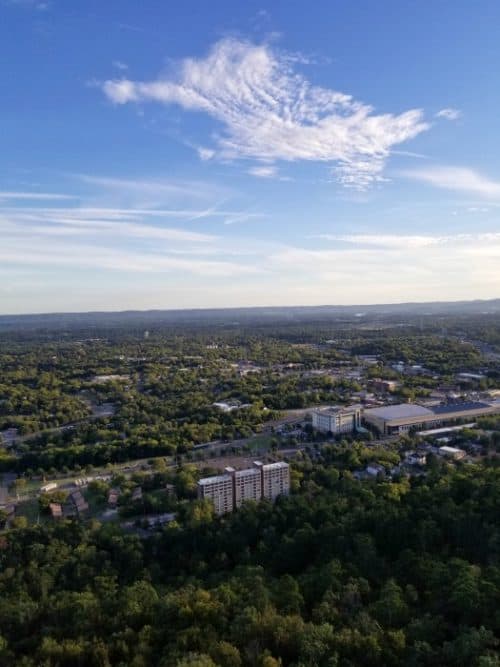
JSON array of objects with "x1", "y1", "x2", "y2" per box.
[
  {"x1": 197, "y1": 461, "x2": 290, "y2": 515},
  {"x1": 254, "y1": 461, "x2": 290, "y2": 500},
  {"x1": 197, "y1": 474, "x2": 234, "y2": 515},
  {"x1": 229, "y1": 466, "x2": 262, "y2": 508},
  {"x1": 311, "y1": 405, "x2": 362, "y2": 434}
]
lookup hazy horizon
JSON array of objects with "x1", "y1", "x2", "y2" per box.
[{"x1": 2, "y1": 296, "x2": 500, "y2": 320}]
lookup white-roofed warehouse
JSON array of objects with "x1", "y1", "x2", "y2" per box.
[{"x1": 364, "y1": 401, "x2": 500, "y2": 435}]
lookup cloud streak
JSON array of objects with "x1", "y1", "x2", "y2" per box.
[
  {"x1": 436, "y1": 108, "x2": 461, "y2": 121},
  {"x1": 102, "y1": 38, "x2": 430, "y2": 189},
  {"x1": 400, "y1": 165, "x2": 500, "y2": 198},
  {"x1": 0, "y1": 191, "x2": 75, "y2": 201}
]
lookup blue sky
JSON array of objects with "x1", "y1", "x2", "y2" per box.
[{"x1": 1, "y1": 0, "x2": 500, "y2": 314}]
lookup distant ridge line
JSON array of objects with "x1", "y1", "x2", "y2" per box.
[{"x1": 0, "y1": 297, "x2": 499, "y2": 328}]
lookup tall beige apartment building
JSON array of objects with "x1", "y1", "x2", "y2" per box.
[
  {"x1": 254, "y1": 461, "x2": 291, "y2": 500},
  {"x1": 197, "y1": 461, "x2": 290, "y2": 515},
  {"x1": 232, "y1": 466, "x2": 262, "y2": 508},
  {"x1": 197, "y1": 473, "x2": 234, "y2": 515}
]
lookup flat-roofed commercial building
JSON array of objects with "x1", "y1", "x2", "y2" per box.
[
  {"x1": 364, "y1": 400, "x2": 500, "y2": 436},
  {"x1": 312, "y1": 405, "x2": 362, "y2": 434},
  {"x1": 197, "y1": 474, "x2": 234, "y2": 515},
  {"x1": 254, "y1": 461, "x2": 290, "y2": 500}
]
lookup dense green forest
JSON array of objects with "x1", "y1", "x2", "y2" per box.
[{"x1": 1, "y1": 461, "x2": 500, "y2": 666}]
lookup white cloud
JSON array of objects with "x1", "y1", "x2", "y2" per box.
[
  {"x1": 0, "y1": 185, "x2": 270, "y2": 281},
  {"x1": 436, "y1": 108, "x2": 461, "y2": 121},
  {"x1": 0, "y1": 239, "x2": 261, "y2": 277},
  {"x1": 101, "y1": 38, "x2": 429, "y2": 189},
  {"x1": 314, "y1": 234, "x2": 444, "y2": 248},
  {"x1": 248, "y1": 165, "x2": 278, "y2": 179},
  {"x1": 197, "y1": 147, "x2": 215, "y2": 161},
  {"x1": 268, "y1": 231, "x2": 500, "y2": 302},
  {"x1": 4, "y1": 0, "x2": 49, "y2": 9},
  {"x1": 112, "y1": 60, "x2": 128, "y2": 71},
  {"x1": 400, "y1": 165, "x2": 500, "y2": 198},
  {"x1": 0, "y1": 191, "x2": 75, "y2": 201},
  {"x1": 75, "y1": 173, "x2": 234, "y2": 208},
  {"x1": 312, "y1": 232, "x2": 500, "y2": 249}
]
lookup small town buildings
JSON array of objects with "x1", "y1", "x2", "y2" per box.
[
  {"x1": 41, "y1": 482, "x2": 58, "y2": 493},
  {"x1": 49, "y1": 503, "x2": 63, "y2": 519},
  {"x1": 371, "y1": 379, "x2": 401, "y2": 393},
  {"x1": 131, "y1": 487, "x2": 143, "y2": 502},
  {"x1": 311, "y1": 405, "x2": 362, "y2": 434},
  {"x1": 212, "y1": 400, "x2": 252, "y2": 412},
  {"x1": 405, "y1": 451, "x2": 427, "y2": 466},
  {"x1": 164, "y1": 483, "x2": 176, "y2": 497},
  {"x1": 438, "y1": 445, "x2": 466, "y2": 460},
  {"x1": 71, "y1": 490, "x2": 89, "y2": 515},
  {"x1": 108, "y1": 488, "x2": 120, "y2": 506}
]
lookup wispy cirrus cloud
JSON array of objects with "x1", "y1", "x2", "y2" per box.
[
  {"x1": 436, "y1": 107, "x2": 461, "y2": 121},
  {"x1": 0, "y1": 191, "x2": 75, "y2": 201},
  {"x1": 0, "y1": 177, "x2": 268, "y2": 279},
  {"x1": 3, "y1": 0, "x2": 49, "y2": 9},
  {"x1": 101, "y1": 37, "x2": 430, "y2": 189},
  {"x1": 76, "y1": 174, "x2": 232, "y2": 202},
  {"x1": 311, "y1": 232, "x2": 500, "y2": 249},
  {"x1": 248, "y1": 166, "x2": 278, "y2": 179},
  {"x1": 400, "y1": 165, "x2": 500, "y2": 198},
  {"x1": 112, "y1": 60, "x2": 128, "y2": 71}
]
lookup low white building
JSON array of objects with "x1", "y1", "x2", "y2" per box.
[
  {"x1": 41, "y1": 482, "x2": 58, "y2": 493},
  {"x1": 438, "y1": 445, "x2": 466, "y2": 460},
  {"x1": 405, "y1": 451, "x2": 427, "y2": 466}
]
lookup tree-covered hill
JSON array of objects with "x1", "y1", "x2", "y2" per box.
[{"x1": 1, "y1": 461, "x2": 500, "y2": 666}]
